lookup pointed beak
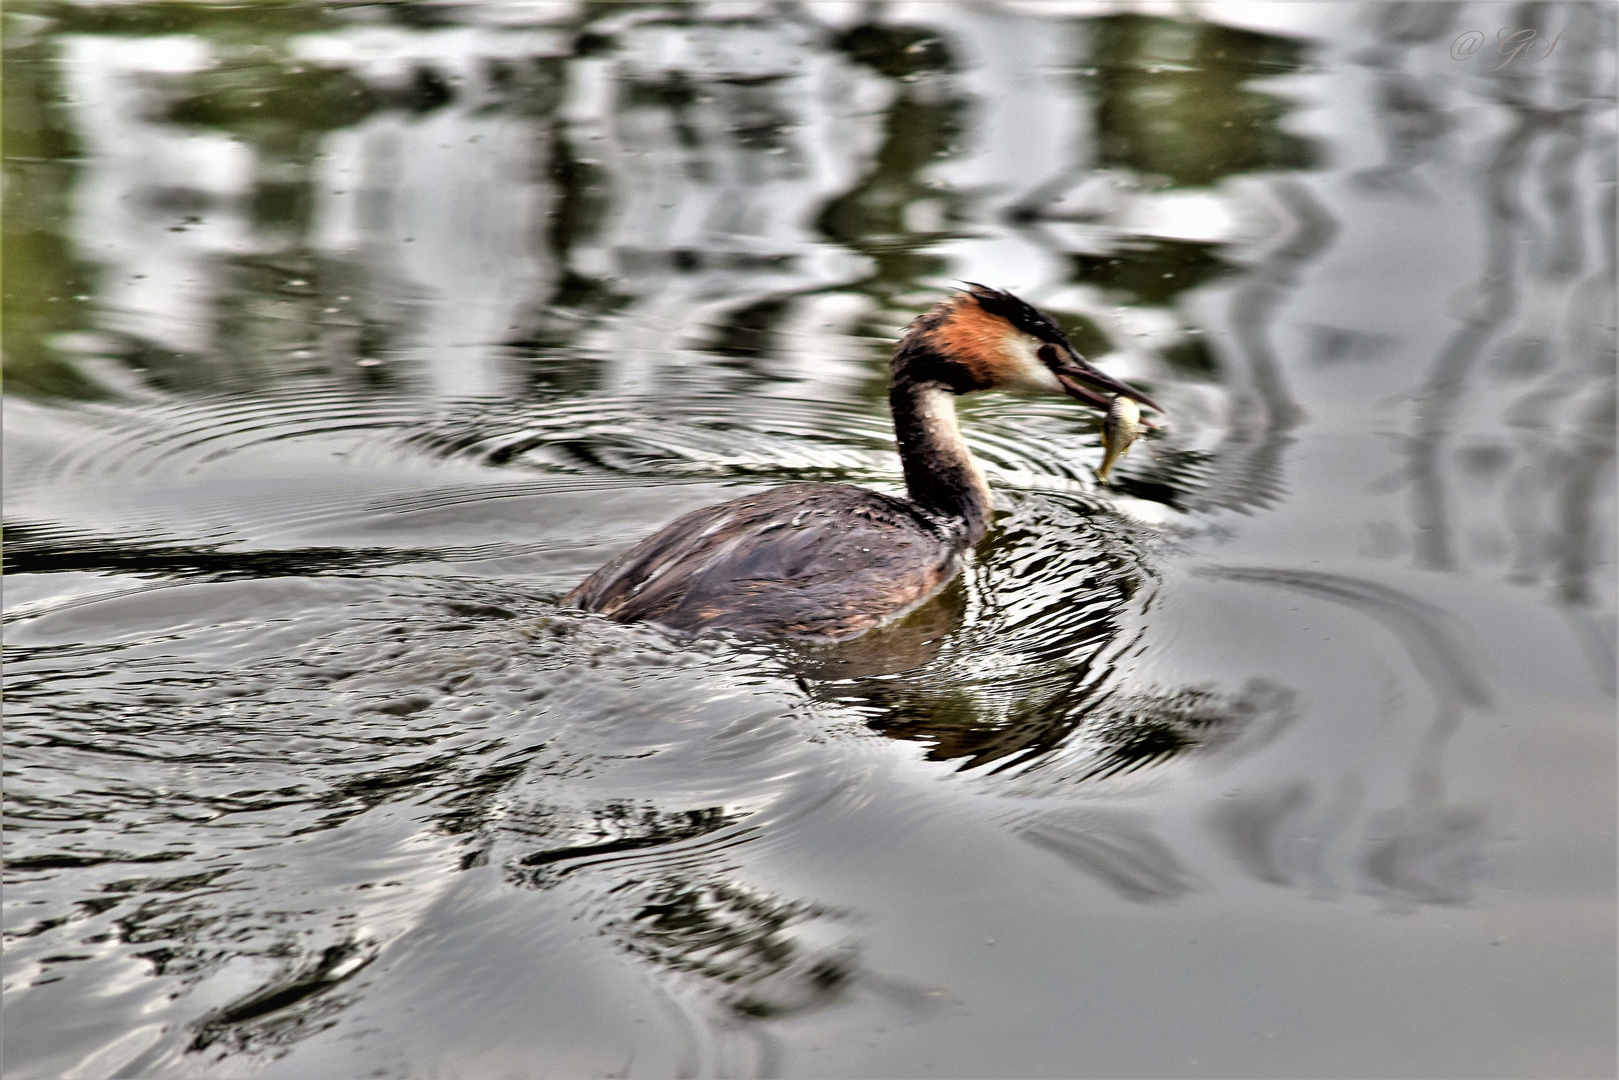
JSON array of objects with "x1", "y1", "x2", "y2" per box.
[{"x1": 1048, "y1": 343, "x2": 1163, "y2": 416}]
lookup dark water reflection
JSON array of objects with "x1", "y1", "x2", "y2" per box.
[{"x1": 4, "y1": 3, "x2": 1615, "y2": 1077}]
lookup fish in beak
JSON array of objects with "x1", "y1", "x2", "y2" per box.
[{"x1": 1097, "y1": 395, "x2": 1144, "y2": 484}]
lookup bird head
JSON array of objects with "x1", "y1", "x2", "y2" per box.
[{"x1": 896, "y1": 284, "x2": 1163, "y2": 417}]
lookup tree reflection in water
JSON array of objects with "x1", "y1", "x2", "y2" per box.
[{"x1": 4, "y1": 4, "x2": 1613, "y2": 1076}]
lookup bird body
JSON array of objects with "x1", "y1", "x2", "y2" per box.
[
  {"x1": 566, "y1": 482, "x2": 962, "y2": 639},
  {"x1": 566, "y1": 286, "x2": 1159, "y2": 640}
]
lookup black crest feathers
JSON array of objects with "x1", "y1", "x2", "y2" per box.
[{"x1": 961, "y1": 283, "x2": 1071, "y2": 348}]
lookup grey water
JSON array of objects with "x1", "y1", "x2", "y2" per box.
[{"x1": 3, "y1": 3, "x2": 1615, "y2": 1077}]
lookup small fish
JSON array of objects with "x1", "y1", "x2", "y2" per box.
[{"x1": 1097, "y1": 395, "x2": 1143, "y2": 483}]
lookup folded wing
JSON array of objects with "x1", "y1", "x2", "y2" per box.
[{"x1": 565, "y1": 483, "x2": 962, "y2": 638}]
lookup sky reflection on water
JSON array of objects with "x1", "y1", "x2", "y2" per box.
[{"x1": 4, "y1": 3, "x2": 1615, "y2": 1077}]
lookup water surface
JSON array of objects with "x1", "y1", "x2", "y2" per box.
[{"x1": 4, "y1": 3, "x2": 1615, "y2": 1077}]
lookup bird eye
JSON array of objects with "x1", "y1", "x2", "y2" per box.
[{"x1": 1037, "y1": 344, "x2": 1060, "y2": 366}]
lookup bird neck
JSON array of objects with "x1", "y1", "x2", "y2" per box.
[{"x1": 888, "y1": 379, "x2": 992, "y2": 545}]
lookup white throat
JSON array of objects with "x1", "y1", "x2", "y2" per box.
[
  {"x1": 914, "y1": 385, "x2": 991, "y2": 505},
  {"x1": 1000, "y1": 332, "x2": 1065, "y2": 393}
]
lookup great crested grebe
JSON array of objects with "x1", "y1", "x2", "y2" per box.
[{"x1": 566, "y1": 285, "x2": 1160, "y2": 639}]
